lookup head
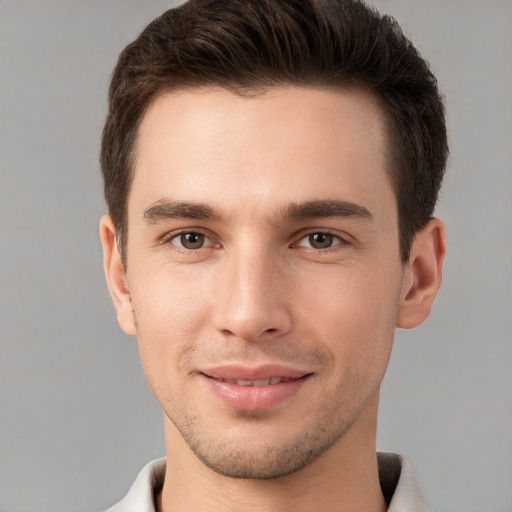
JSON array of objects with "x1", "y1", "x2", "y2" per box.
[
  {"x1": 99, "y1": 0, "x2": 447, "y2": 484},
  {"x1": 100, "y1": 0, "x2": 448, "y2": 267}
]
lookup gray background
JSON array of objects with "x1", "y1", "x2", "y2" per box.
[{"x1": 1, "y1": 1, "x2": 511, "y2": 511}]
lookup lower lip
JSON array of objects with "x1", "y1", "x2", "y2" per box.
[{"x1": 203, "y1": 375, "x2": 310, "y2": 412}]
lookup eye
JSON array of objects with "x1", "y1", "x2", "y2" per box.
[
  {"x1": 170, "y1": 231, "x2": 213, "y2": 250},
  {"x1": 297, "y1": 232, "x2": 342, "y2": 250}
]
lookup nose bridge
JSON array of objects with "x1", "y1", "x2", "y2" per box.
[{"x1": 213, "y1": 237, "x2": 291, "y2": 341}]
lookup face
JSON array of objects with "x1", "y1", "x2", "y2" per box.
[{"x1": 109, "y1": 87, "x2": 409, "y2": 478}]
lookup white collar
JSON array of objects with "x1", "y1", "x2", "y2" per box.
[{"x1": 105, "y1": 452, "x2": 432, "y2": 511}]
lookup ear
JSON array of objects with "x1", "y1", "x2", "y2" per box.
[
  {"x1": 396, "y1": 218, "x2": 446, "y2": 329},
  {"x1": 99, "y1": 215, "x2": 137, "y2": 336}
]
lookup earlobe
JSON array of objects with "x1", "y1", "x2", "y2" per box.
[
  {"x1": 396, "y1": 218, "x2": 446, "y2": 329},
  {"x1": 99, "y1": 215, "x2": 137, "y2": 336}
]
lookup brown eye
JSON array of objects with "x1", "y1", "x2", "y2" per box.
[
  {"x1": 173, "y1": 232, "x2": 206, "y2": 249},
  {"x1": 297, "y1": 232, "x2": 342, "y2": 250},
  {"x1": 308, "y1": 233, "x2": 334, "y2": 249}
]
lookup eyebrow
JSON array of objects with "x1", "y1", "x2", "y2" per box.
[
  {"x1": 283, "y1": 200, "x2": 373, "y2": 222},
  {"x1": 143, "y1": 198, "x2": 373, "y2": 224},
  {"x1": 143, "y1": 199, "x2": 221, "y2": 224}
]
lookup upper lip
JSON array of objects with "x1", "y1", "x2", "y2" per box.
[{"x1": 200, "y1": 364, "x2": 310, "y2": 381}]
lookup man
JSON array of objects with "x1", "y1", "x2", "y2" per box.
[{"x1": 99, "y1": 0, "x2": 447, "y2": 510}]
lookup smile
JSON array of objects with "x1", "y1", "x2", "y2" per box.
[
  {"x1": 200, "y1": 367, "x2": 311, "y2": 411},
  {"x1": 215, "y1": 377, "x2": 295, "y2": 386}
]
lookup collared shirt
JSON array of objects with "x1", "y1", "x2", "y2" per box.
[{"x1": 105, "y1": 452, "x2": 432, "y2": 511}]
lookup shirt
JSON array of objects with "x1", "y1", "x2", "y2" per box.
[{"x1": 104, "y1": 452, "x2": 432, "y2": 511}]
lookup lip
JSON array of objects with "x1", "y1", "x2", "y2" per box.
[
  {"x1": 200, "y1": 364, "x2": 312, "y2": 412},
  {"x1": 202, "y1": 364, "x2": 309, "y2": 381}
]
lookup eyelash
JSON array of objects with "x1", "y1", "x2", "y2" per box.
[
  {"x1": 160, "y1": 230, "x2": 217, "y2": 251},
  {"x1": 160, "y1": 229, "x2": 350, "y2": 253},
  {"x1": 294, "y1": 231, "x2": 347, "y2": 251}
]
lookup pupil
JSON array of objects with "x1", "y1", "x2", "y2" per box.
[
  {"x1": 181, "y1": 232, "x2": 204, "y2": 249},
  {"x1": 310, "y1": 233, "x2": 333, "y2": 249}
]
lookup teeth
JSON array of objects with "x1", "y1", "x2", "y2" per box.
[
  {"x1": 236, "y1": 379, "x2": 270, "y2": 386},
  {"x1": 220, "y1": 377, "x2": 291, "y2": 386},
  {"x1": 253, "y1": 379, "x2": 272, "y2": 386}
]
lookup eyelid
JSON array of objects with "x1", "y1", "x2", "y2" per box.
[
  {"x1": 296, "y1": 234, "x2": 341, "y2": 248},
  {"x1": 158, "y1": 226, "x2": 353, "y2": 251},
  {"x1": 160, "y1": 228, "x2": 219, "y2": 249},
  {"x1": 292, "y1": 228, "x2": 353, "y2": 250}
]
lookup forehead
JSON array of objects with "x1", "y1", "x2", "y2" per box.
[{"x1": 130, "y1": 86, "x2": 394, "y2": 223}]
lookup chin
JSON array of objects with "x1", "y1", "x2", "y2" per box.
[{"x1": 173, "y1": 412, "x2": 353, "y2": 480}]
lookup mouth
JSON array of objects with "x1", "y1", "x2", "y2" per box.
[
  {"x1": 212, "y1": 376, "x2": 298, "y2": 386},
  {"x1": 200, "y1": 365, "x2": 312, "y2": 411}
]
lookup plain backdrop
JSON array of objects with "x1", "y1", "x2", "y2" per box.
[{"x1": 1, "y1": 1, "x2": 511, "y2": 511}]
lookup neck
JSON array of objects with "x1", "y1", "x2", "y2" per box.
[{"x1": 158, "y1": 394, "x2": 386, "y2": 512}]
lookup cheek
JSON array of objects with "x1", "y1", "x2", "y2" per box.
[
  {"x1": 128, "y1": 268, "x2": 214, "y2": 387},
  {"x1": 131, "y1": 262, "x2": 215, "y2": 330},
  {"x1": 296, "y1": 266, "x2": 399, "y2": 373}
]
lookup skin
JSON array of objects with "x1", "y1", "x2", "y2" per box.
[{"x1": 101, "y1": 87, "x2": 445, "y2": 511}]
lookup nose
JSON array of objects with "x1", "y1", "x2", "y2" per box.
[{"x1": 212, "y1": 245, "x2": 293, "y2": 342}]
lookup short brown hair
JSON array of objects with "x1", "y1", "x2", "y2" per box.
[{"x1": 101, "y1": 0, "x2": 448, "y2": 264}]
